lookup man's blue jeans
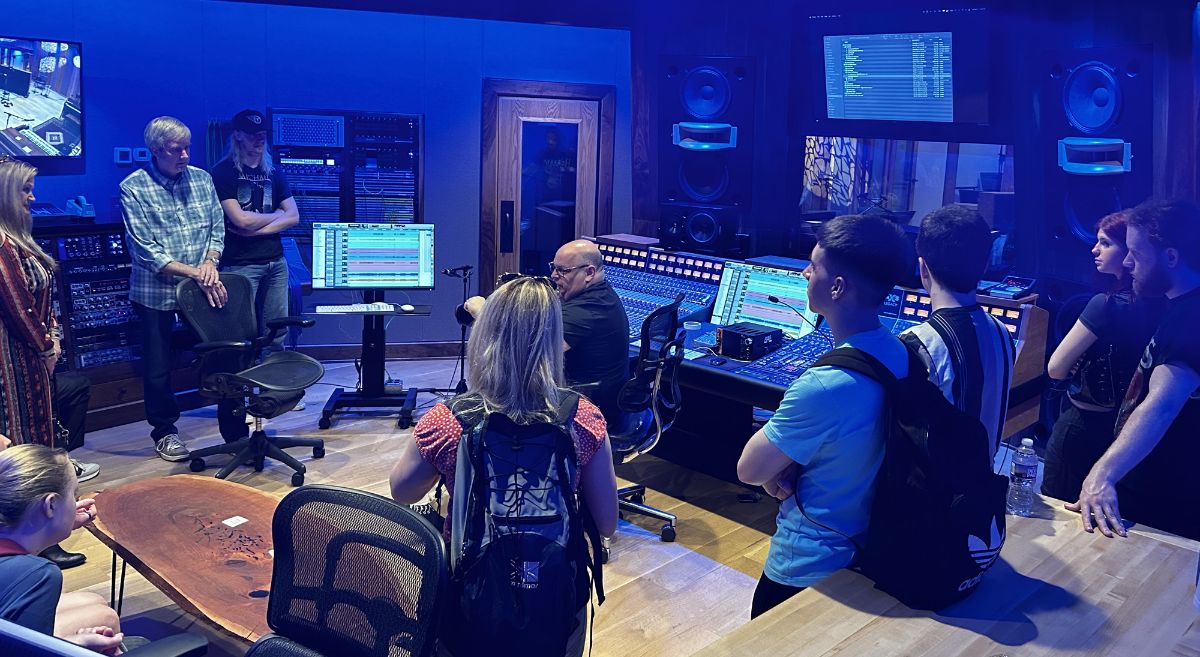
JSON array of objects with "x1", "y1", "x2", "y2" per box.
[
  {"x1": 223, "y1": 257, "x2": 291, "y2": 354},
  {"x1": 220, "y1": 257, "x2": 291, "y2": 441}
]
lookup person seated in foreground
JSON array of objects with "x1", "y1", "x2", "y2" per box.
[
  {"x1": 736, "y1": 214, "x2": 913, "y2": 618},
  {"x1": 0, "y1": 443, "x2": 126, "y2": 654}
]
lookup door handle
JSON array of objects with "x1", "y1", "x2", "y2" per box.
[{"x1": 500, "y1": 200, "x2": 515, "y2": 253}]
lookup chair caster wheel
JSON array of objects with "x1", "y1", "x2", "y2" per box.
[
  {"x1": 291, "y1": 472, "x2": 304, "y2": 487},
  {"x1": 313, "y1": 446, "x2": 325, "y2": 459},
  {"x1": 600, "y1": 546, "x2": 611, "y2": 564},
  {"x1": 318, "y1": 417, "x2": 331, "y2": 430},
  {"x1": 630, "y1": 492, "x2": 645, "y2": 505},
  {"x1": 189, "y1": 458, "x2": 206, "y2": 472},
  {"x1": 660, "y1": 525, "x2": 676, "y2": 542}
]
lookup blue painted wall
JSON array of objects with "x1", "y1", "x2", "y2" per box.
[{"x1": 5, "y1": 0, "x2": 632, "y2": 345}]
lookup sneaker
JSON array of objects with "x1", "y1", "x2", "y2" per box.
[
  {"x1": 291, "y1": 400, "x2": 307, "y2": 412},
  {"x1": 154, "y1": 434, "x2": 190, "y2": 462},
  {"x1": 71, "y1": 458, "x2": 100, "y2": 482}
]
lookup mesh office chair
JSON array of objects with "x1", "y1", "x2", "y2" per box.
[
  {"x1": 608, "y1": 293, "x2": 686, "y2": 546},
  {"x1": 176, "y1": 273, "x2": 325, "y2": 486},
  {"x1": 244, "y1": 485, "x2": 447, "y2": 657}
]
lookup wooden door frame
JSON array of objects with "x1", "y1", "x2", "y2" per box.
[{"x1": 480, "y1": 78, "x2": 616, "y2": 293}]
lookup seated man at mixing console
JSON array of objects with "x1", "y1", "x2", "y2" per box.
[
  {"x1": 736, "y1": 214, "x2": 912, "y2": 618},
  {"x1": 901, "y1": 205, "x2": 1014, "y2": 461},
  {"x1": 464, "y1": 239, "x2": 630, "y2": 422}
]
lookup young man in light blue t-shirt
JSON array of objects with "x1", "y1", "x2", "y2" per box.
[{"x1": 737, "y1": 214, "x2": 914, "y2": 618}]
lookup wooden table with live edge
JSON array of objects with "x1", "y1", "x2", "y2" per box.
[
  {"x1": 694, "y1": 499, "x2": 1200, "y2": 657},
  {"x1": 84, "y1": 475, "x2": 281, "y2": 643}
]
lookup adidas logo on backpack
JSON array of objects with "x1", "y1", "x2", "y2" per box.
[{"x1": 968, "y1": 518, "x2": 1005, "y2": 569}]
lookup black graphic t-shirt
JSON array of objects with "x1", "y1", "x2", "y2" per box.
[
  {"x1": 1071, "y1": 291, "x2": 1165, "y2": 409},
  {"x1": 210, "y1": 159, "x2": 293, "y2": 264},
  {"x1": 1112, "y1": 285, "x2": 1200, "y2": 539}
]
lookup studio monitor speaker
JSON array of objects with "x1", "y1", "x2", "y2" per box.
[
  {"x1": 659, "y1": 202, "x2": 742, "y2": 255},
  {"x1": 658, "y1": 56, "x2": 755, "y2": 256},
  {"x1": 1038, "y1": 45, "x2": 1152, "y2": 286}
]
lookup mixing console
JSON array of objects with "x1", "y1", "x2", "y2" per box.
[
  {"x1": 737, "y1": 329, "x2": 836, "y2": 387},
  {"x1": 605, "y1": 265, "x2": 717, "y2": 339},
  {"x1": 597, "y1": 237, "x2": 724, "y2": 339}
]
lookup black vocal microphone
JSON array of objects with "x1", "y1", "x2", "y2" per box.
[
  {"x1": 441, "y1": 264, "x2": 474, "y2": 277},
  {"x1": 767, "y1": 295, "x2": 832, "y2": 347}
]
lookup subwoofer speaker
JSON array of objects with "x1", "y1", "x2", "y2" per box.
[
  {"x1": 1038, "y1": 45, "x2": 1152, "y2": 286},
  {"x1": 659, "y1": 56, "x2": 755, "y2": 256}
]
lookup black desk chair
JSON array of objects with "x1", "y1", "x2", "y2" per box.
[
  {"x1": 609, "y1": 293, "x2": 686, "y2": 546},
  {"x1": 176, "y1": 273, "x2": 325, "y2": 486},
  {"x1": 244, "y1": 485, "x2": 446, "y2": 657}
]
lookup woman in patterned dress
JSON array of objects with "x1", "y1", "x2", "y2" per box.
[{"x1": 0, "y1": 156, "x2": 58, "y2": 448}]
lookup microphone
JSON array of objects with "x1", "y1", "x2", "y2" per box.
[
  {"x1": 767, "y1": 295, "x2": 832, "y2": 346},
  {"x1": 441, "y1": 265, "x2": 474, "y2": 277}
]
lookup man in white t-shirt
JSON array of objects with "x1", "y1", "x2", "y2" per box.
[{"x1": 902, "y1": 205, "x2": 1015, "y2": 461}]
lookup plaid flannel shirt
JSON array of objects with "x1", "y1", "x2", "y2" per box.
[{"x1": 120, "y1": 163, "x2": 224, "y2": 310}]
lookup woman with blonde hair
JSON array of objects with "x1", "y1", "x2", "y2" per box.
[
  {"x1": 0, "y1": 443, "x2": 125, "y2": 653},
  {"x1": 390, "y1": 275, "x2": 617, "y2": 656},
  {"x1": 0, "y1": 156, "x2": 58, "y2": 447}
]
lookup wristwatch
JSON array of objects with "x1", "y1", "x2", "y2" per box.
[{"x1": 204, "y1": 256, "x2": 220, "y2": 267}]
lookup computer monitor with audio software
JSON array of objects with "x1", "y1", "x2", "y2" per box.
[
  {"x1": 311, "y1": 222, "x2": 435, "y2": 289},
  {"x1": 711, "y1": 261, "x2": 819, "y2": 339}
]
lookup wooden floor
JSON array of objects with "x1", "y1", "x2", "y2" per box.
[{"x1": 60, "y1": 358, "x2": 777, "y2": 657}]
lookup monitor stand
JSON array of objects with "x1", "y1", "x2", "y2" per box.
[{"x1": 319, "y1": 289, "x2": 420, "y2": 430}]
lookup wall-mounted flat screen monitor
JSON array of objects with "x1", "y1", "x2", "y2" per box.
[
  {"x1": 311, "y1": 222, "x2": 435, "y2": 289},
  {"x1": 823, "y1": 31, "x2": 955, "y2": 123},
  {"x1": 805, "y1": 8, "x2": 991, "y2": 131},
  {"x1": 0, "y1": 37, "x2": 83, "y2": 159}
]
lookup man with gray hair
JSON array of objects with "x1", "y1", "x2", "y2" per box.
[{"x1": 119, "y1": 115, "x2": 227, "y2": 462}]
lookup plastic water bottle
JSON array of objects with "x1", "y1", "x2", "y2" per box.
[{"x1": 1006, "y1": 438, "x2": 1038, "y2": 517}]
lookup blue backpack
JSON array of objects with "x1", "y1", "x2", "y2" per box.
[{"x1": 442, "y1": 392, "x2": 604, "y2": 657}]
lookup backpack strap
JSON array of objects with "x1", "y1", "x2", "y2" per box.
[
  {"x1": 554, "y1": 389, "x2": 607, "y2": 607},
  {"x1": 987, "y1": 315, "x2": 1014, "y2": 464},
  {"x1": 811, "y1": 346, "x2": 909, "y2": 390},
  {"x1": 553, "y1": 390, "x2": 583, "y2": 429}
]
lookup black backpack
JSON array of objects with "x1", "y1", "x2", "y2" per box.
[
  {"x1": 811, "y1": 342, "x2": 1008, "y2": 610},
  {"x1": 442, "y1": 392, "x2": 604, "y2": 657}
]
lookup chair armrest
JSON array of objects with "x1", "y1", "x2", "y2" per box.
[
  {"x1": 267, "y1": 315, "x2": 316, "y2": 330},
  {"x1": 193, "y1": 339, "x2": 254, "y2": 353},
  {"x1": 123, "y1": 633, "x2": 209, "y2": 657}
]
